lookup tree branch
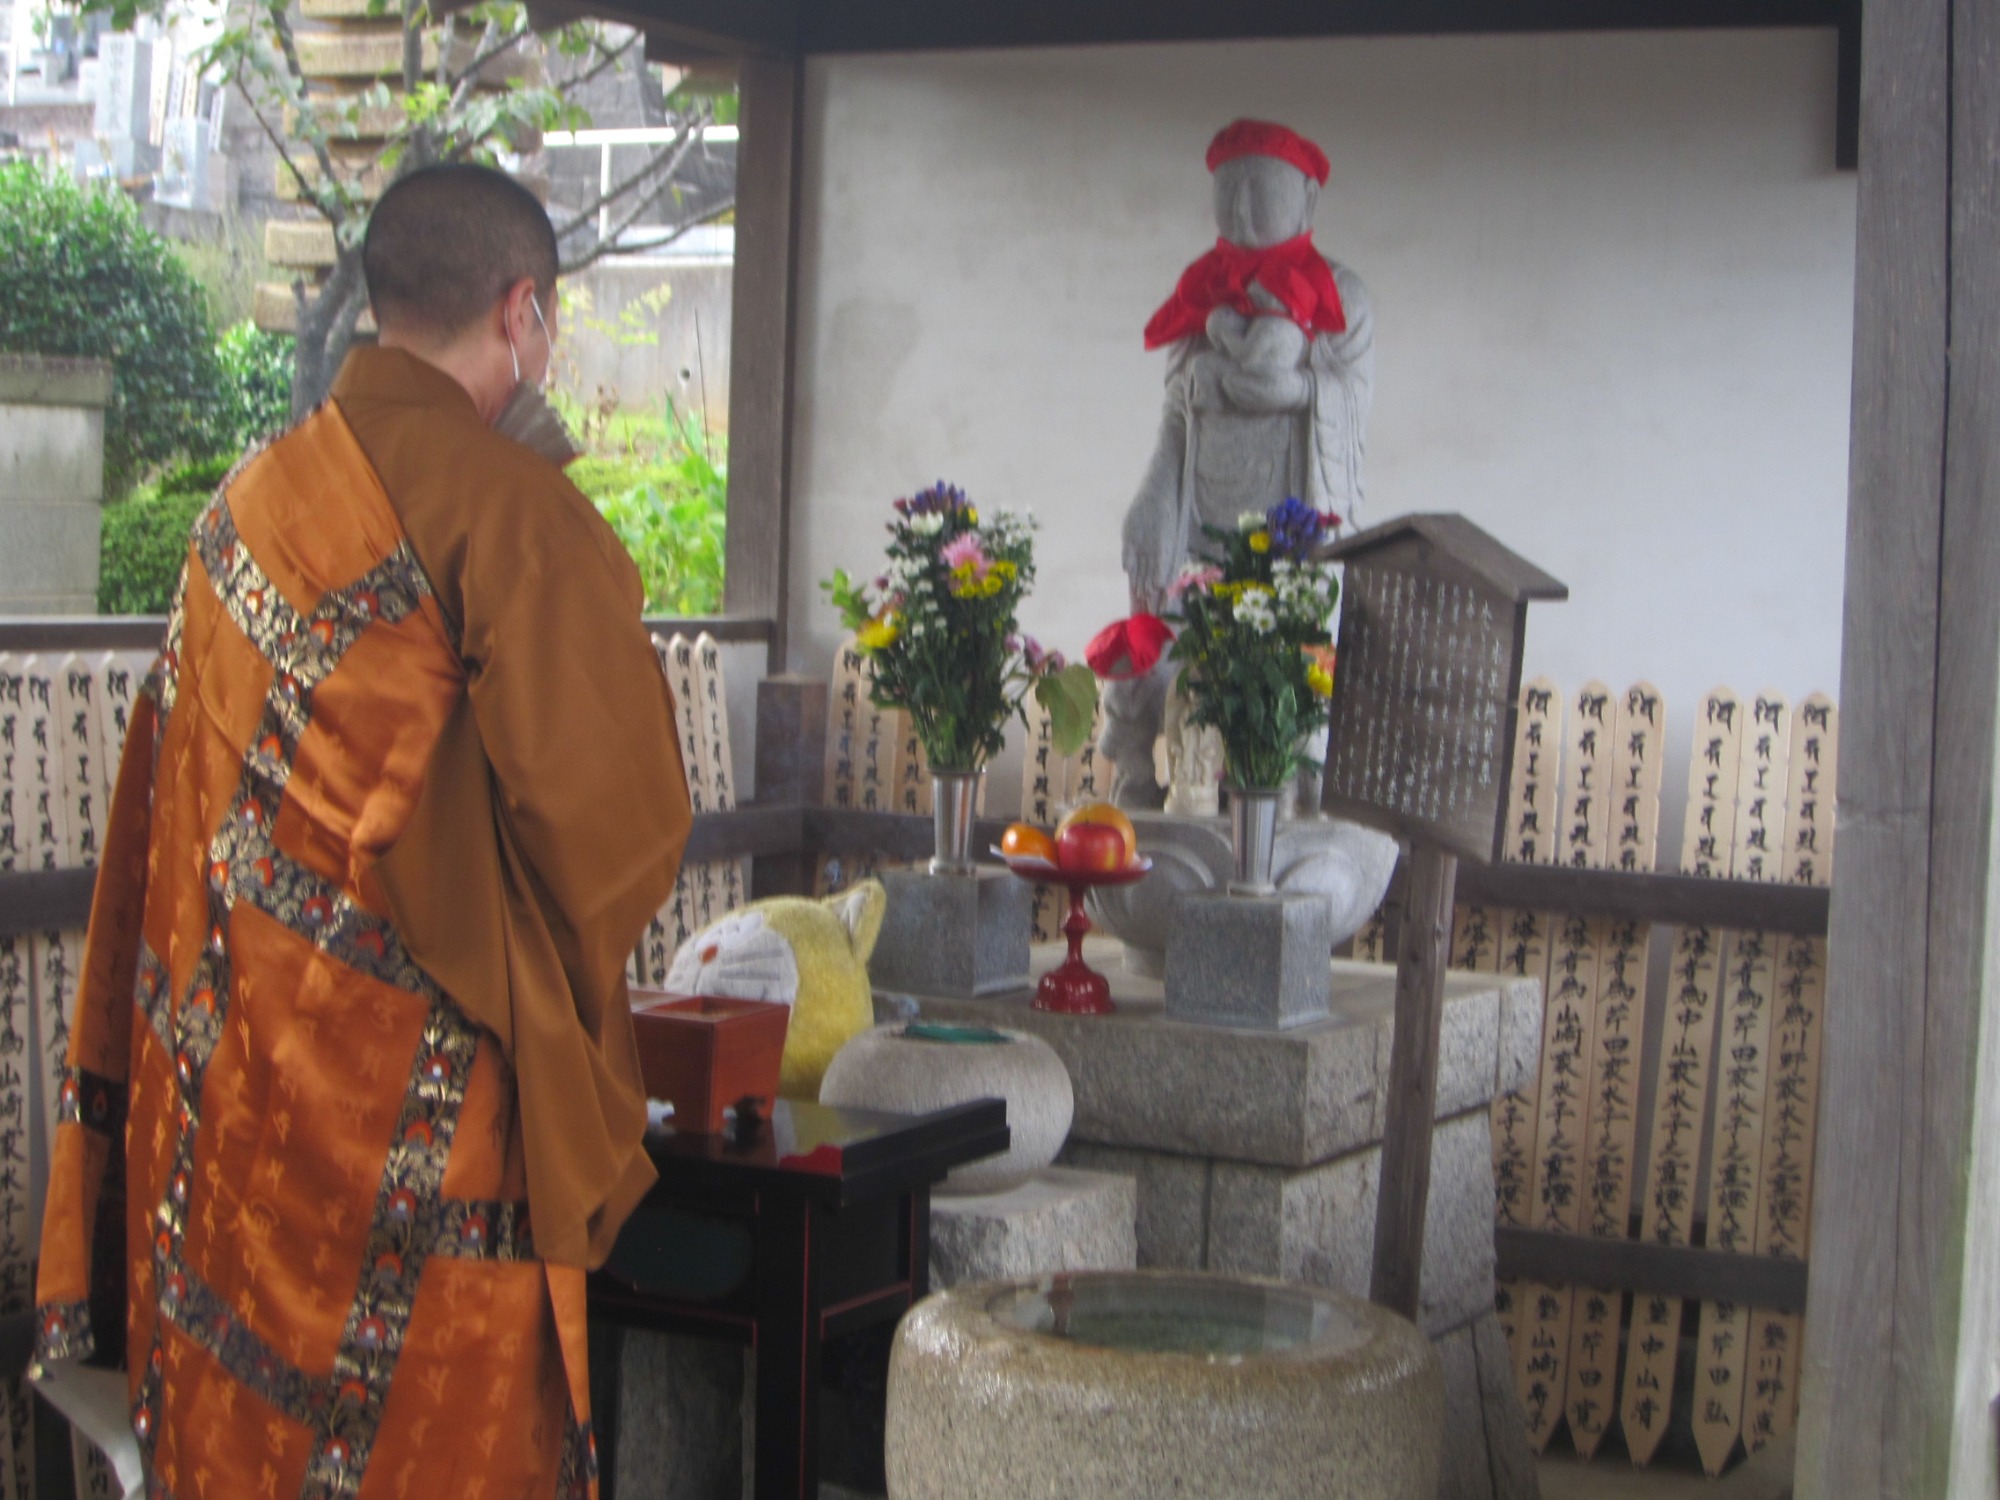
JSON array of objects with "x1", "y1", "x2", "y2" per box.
[
  {"x1": 549, "y1": 107, "x2": 704, "y2": 243},
  {"x1": 558, "y1": 193, "x2": 734, "y2": 273}
]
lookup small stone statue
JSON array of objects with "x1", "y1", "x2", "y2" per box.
[
  {"x1": 1102, "y1": 119, "x2": 1375, "y2": 807},
  {"x1": 1154, "y1": 677, "x2": 1224, "y2": 817}
]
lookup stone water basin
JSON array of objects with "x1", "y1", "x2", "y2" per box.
[{"x1": 885, "y1": 1270, "x2": 1442, "y2": 1499}]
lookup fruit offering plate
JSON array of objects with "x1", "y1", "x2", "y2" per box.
[
  {"x1": 989, "y1": 851, "x2": 1154, "y2": 886},
  {"x1": 991, "y1": 850, "x2": 1152, "y2": 1015}
]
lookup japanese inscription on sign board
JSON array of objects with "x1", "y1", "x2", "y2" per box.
[{"x1": 1323, "y1": 564, "x2": 1516, "y2": 859}]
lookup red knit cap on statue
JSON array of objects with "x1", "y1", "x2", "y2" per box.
[{"x1": 1204, "y1": 119, "x2": 1330, "y2": 185}]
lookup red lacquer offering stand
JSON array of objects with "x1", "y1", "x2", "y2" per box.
[{"x1": 993, "y1": 851, "x2": 1152, "y2": 1016}]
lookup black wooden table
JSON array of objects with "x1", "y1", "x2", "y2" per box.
[{"x1": 587, "y1": 1097, "x2": 1009, "y2": 1500}]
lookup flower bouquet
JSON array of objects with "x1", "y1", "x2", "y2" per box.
[
  {"x1": 1166, "y1": 496, "x2": 1341, "y2": 790},
  {"x1": 1089, "y1": 497, "x2": 1339, "y2": 890},
  {"x1": 823, "y1": 482, "x2": 1099, "y2": 870}
]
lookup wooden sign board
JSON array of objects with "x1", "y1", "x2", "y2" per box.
[{"x1": 1321, "y1": 514, "x2": 1567, "y2": 862}]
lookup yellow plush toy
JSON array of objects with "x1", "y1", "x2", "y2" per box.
[{"x1": 664, "y1": 880, "x2": 886, "y2": 1100}]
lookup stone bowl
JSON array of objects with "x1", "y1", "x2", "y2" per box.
[
  {"x1": 1088, "y1": 811, "x2": 1400, "y2": 977},
  {"x1": 818, "y1": 1024, "x2": 1074, "y2": 1194},
  {"x1": 886, "y1": 1269, "x2": 1443, "y2": 1500}
]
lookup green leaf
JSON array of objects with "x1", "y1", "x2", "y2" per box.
[{"x1": 1035, "y1": 664, "x2": 1100, "y2": 757}]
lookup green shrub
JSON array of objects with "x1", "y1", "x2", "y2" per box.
[
  {"x1": 98, "y1": 484, "x2": 213, "y2": 614},
  {"x1": 0, "y1": 162, "x2": 218, "y2": 489},
  {"x1": 559, "y1": 397, "x2": 727, "y2": 615},
  {"x1": 205, "y1": 321, "x2": 294, "y2": 456}
]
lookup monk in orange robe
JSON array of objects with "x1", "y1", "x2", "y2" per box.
[{"x1": 32, "y1": 164, "x2": 692, "y2": 1499}]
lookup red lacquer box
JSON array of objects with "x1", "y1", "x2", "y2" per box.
[{"x1": 630, "y1": 991, "x2": 791, "y2": 1135}]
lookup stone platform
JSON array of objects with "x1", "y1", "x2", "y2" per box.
[
  {"x1": 930, "y1": 1165, "x2": 1137, "y2": 1287},
  {"x1": 900, "y1": 941, "x2": 1543, "y2": 1500}
]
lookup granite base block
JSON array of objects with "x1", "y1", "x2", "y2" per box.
[
  {"x1": 612, "y1": 1328, "x2": 746, "y2": 1500},
  {"x1": 1163, "y1": 889, "x2": 1334, "y2": 1028},
  {"x1": 871, "y1": 866, "x2": 1031, "y2": 999},
  {"x1": 1060, "y1": 1142, "x2": 1211, "y2": 1271},
  {"x1": 929, "y1": 1166, "x2": 1137, "y2": 1287}
]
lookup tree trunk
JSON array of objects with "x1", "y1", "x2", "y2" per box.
[{"x1": 290, "y1": 249, "x2": 369, "y2": 419}]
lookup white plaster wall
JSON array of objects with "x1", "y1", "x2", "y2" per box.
[{"x1": 786, "y1": 27, "x2": 1855, "y2": 833}]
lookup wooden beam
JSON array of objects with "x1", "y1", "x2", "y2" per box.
[
  {"x1": 1493, "y1": 1229, "x2": 1809, "y2": 1313},
  {"x1": 1451, "y1": 860, "x2": 1831, "y2": 935},
  {"x1": 1371, "y1": 843, "x2": 1456, "y2": 1320},
  {"x1": 794, "y1": 0, "x2": 1839, "y2": 53},
  {"x1": 721, "y1": 54, "x2": 804, "y2": 677},
  {"x1": 1836, "y1": 0, "x2": 1862, "y2": 170},
  {"x1": 0, "y1": 867, "x2": 95, "y2": 939},
  {"x1": 0, "y1": 615, "x2": 776, "y2": 654},
  {"x1": 1795, "y1": 0, "x2": 1953, "y2": 1487}
]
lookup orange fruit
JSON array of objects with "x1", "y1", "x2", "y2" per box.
[
  {"x1": 1000, "y1": 823, "x2": 1058, "y2": 863},
  {"x1": 1056, "y1": 802, "x2": 1138, "y2": 866}
]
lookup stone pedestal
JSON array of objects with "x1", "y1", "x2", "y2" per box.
[
  {"x1": 895, "y1": 945, "x2": 1543, "y2": 1500},
  {"x1": 1163, "y1": 888, "x2": 1333, "y2": 1028},
  {"x1": 871, "y1": 866, "x2": 1031, "y2": 998},
  {"x1": 0, "y1": 355, "x2": 112, "y2": 614},
  {"x1": 929, "y1": 1166, "x2": 1137, "y2": 1287}
]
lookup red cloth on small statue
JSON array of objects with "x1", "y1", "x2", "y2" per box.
[{"x1": 1142, "y1": 233, "x2": 1347, "y2": 351}]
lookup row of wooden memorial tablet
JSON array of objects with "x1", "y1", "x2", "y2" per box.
[
  {"x1": 628, "y1": 633, "x2": 749, "y2": 984},
  {"x1": 1380, "y1": 678, "x2": 1837, "y2": 1473},
  {"x1": 0, "y1": 650, "x2": 152, "y2": 1499}
]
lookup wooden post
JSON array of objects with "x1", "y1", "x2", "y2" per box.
[
  {"x1": 751, "y1": 674, "x2": 826, "y2": 898},
  {"x1": 1370, "y1": 840, "x2": 1458, "y2": 1320}
]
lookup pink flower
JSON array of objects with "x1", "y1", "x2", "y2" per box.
[
  {"x1": 1169, "y1": 564, "x2": 1224, "y2": 599},
  {"x1": 941, "y1": 534, "x2": 990, "y2": 575}
]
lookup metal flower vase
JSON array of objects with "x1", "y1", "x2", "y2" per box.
[
  {"x1": 930, "y1": 767, "x2": 983, "y2": 876},
  {"x1": 1227, "y1": 786, "x2": 1282, "y2": 896}
]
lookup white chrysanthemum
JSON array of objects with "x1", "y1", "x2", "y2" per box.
[
  {"x1": 1235, "y1": 587, "x2": 1278, "y2": 635},
  {"x1": 908, "y1": 512, "x2": 945, "y2": 537},
  {"x1": 1238, "y1": 511, "x2": 1266, "y2": 532}
]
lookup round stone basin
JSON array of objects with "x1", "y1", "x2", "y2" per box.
[
  {"x1": 887, "y1": 1271, "x2": 1442, "y2": 1500},
  {"x1": 989, "y1": 1272, "x2": 1365, "y2": 1359}
]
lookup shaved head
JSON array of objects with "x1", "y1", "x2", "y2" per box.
[{"x1": 363, "y1": 164, "x2": 558, "y2": 339}]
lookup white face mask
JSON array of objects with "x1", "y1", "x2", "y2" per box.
[{"x1": 505, "y1": 291, "x2": 552, "y2": 393}]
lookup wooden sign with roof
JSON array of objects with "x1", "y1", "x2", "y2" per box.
[
  {"x1": 1312, "y1": 512, "x2": 1567, "y2": 1325},
  {"x1": 1318, "y1": 513, "x2": 1569, "y2": 862}
]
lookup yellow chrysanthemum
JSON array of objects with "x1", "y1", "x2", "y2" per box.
[
  {"x1": 1307, "y1": 663, "x2": 1335, "y2": 698},
  {"x1": 857, "y1": 611, "x2": 902, "y2": 650},
  {"x1": 1248, "y1": 531, "x2": 1272, "y2": 554}
]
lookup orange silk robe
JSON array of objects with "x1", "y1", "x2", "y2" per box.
[{"x1": 34, "y1": 347, "x2": 692, "y2": 1500}]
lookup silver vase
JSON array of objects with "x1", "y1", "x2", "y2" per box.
[
  {"x1": 930, "y1": 767, "x2": 982, "y2": 876},
  {"x1": 1227, "y1": 786, "x2": 1282, "y2": 895}
]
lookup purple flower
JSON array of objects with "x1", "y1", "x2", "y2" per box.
[
  {"x1": 905, "y1": 481, "x2": 971, "y2": 516},
  {"x1": 1263, "y1": 497, "x2": 1325, "y2": 558}
]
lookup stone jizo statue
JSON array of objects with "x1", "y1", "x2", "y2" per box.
[{"x1": 1102, "y1": 118, "x2": 1375, "y2": 807}]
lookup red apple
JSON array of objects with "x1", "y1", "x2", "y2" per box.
[{"x1": 1055, "y1": 820, "x2": 1128, "y2": 874}]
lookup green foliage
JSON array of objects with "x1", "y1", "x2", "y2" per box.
[
  {"x1": 205, "y1": 322, "x2": 295, "y2": 457},
  {"x1": 563, "y1": 404, "x2": 727, "y2": 615},
  {"x1": 97, "y1": 484, "x2": 211, "y2": 615},
  {"x1": 0, "y1": 162, "x2": 219, "y2": 489}
]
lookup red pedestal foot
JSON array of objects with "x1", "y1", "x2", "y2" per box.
[{"x1": 1033, "y1": 883, "x2": 1116, "y2": 1015}]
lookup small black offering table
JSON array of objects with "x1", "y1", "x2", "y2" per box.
[{"x1": 587, "y1": 1097, "x2": 1010, "y2": 1500}]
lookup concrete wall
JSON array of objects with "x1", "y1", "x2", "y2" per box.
[
  {"x1": 561, "y1": 259, "x2": 734, "y2": 435},
  {"x1": 0, "y1": 356, "x2": 113, "y2": 615},
  {"x1": 785, "y1": 27, "x2": 1857, "y2": 829}
]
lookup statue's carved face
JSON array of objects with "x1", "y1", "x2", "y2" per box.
[{"x1": 1212, "y1": 157, "x2": 1318, "y2": 249}]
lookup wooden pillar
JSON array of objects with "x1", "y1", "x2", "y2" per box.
[
  {"x1": 751, "y1": 674, "x2": 825, "y2": 898},
  {"x1": 1370, "y1": 842, "x2": 1457, "y2": 1321},
  {"x1": 723, "y1": 51, "x2": 804, "y2": 677},
  {"x1": 1797, "y1": 0, "x2": 2000, "y2": 1492}
]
